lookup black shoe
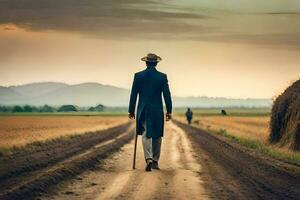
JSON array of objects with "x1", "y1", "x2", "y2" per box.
[
  {"x1": 145, "y1": 161, "x2": 152, "y2": 172},
  {"x1": 152, "y1": 161, "x2": 159, "y2": 170}
]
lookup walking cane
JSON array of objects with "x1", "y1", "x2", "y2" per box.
[{"x1": 132, "y1": 132, "x2": 138, "y2": 169}]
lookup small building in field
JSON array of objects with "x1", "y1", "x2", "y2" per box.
[{"x1": 58, "y1": 105, "x2": 78, "y2": 112}]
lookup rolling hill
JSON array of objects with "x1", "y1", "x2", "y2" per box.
[{"x1": 0, "y1": 82, "x2": 272, "y2": 107}]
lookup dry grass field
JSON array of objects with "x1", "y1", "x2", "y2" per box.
[
  {"x1": 198, "y1": 116, "x2": 269, "y2": 142},
  {"x1": 0, "y1": 116, "x2": 128, "y2": 148},
  {"x1": 176, "y1": 113, "x2": 300, "y2": 165},
  {"x1": 177, "y1": 115, "x2": 270, "y2": 143}
]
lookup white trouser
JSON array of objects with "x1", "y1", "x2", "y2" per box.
[
  {"x1": 142, "y1": 132, "x2": 162, "y2": 162},
  {"x1": 140, "y1": 110, "x2": 162, "y2": 162}
]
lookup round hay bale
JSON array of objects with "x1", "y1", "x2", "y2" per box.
[{"x1": 270, "y1": 79, "x2": 300, "y2": 150}]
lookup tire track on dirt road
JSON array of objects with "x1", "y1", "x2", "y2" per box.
[{"x1": 43, "y1": 122, "x2": 209, "y2": 200}]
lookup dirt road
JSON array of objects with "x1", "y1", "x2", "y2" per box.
[
  {"x1": 0, "y1": 123, "x2": 133, "y2": 200},
  {"x1": 40, "y1": 121, "x2": 300, "y2": 200},
  {"x1": 2, "y1": 121, "x2": 300, "y2": 200},
  {"x1": 176, "y1": 121, "x2": 300, "y2": 200},
  {"x1": 42, "y1": 122, "x2": 209, "y2": 200}
]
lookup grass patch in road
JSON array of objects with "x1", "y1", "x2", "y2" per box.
[{"x1": 212, "y1": 128, "x2": 300, "y2": 166}]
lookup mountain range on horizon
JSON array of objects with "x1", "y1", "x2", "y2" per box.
[{"x1": 0, "y1": 82, "x2": 272, "y2": 108}]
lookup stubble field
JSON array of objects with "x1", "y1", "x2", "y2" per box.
[
  {"x1": 183, "y1": 116, "x2": 270, "y2": 142},
  {"x1": 175, "y1": 107, "x2": 270, "y2": 143},
  {"x1": 0, "y1": 115, "x2": 128, "y2": 148}
]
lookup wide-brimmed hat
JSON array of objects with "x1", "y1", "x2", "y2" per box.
[{"x1": 141, "y1": 53, "x2": 162, "y2": 63}]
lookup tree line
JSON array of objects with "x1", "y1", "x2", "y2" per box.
[
  {"x1": 0, "y1": 105, "x2": 56, "y2": 112},
  {"x1": 0, "y1": 104, "x2": 105, "y2": 112}
]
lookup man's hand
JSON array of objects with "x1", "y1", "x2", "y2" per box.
[
  {"x1": 129, "y1": 113, "x2": 135, "y2": 119},
  {"x1": 166, "y1": 112, "x2": 172, "y2": 121}
]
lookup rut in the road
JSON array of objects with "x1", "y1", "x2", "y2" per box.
[{"x1": 175, "y1": 120, "x2": 300, "y2": 200}]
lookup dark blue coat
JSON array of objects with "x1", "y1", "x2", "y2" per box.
[{"x1": 128, "y1": 67, "x2": 172, "y2": 138}]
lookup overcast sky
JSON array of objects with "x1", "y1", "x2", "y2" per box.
[
  {"x1": 0, "y1": 0, "x2": 299, "y2": 98},
  {"x1": 171, "y1": 0, "x2": 300, "y2": 12}
]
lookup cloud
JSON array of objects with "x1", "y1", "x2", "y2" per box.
[
  {"x1": 0, "y1": 0, "x2": 300, "y2": 49},
  {"x1": 170, "y1": 0, "x2": 300, "y2": 13},
  {"x1": 0, "y1": 0, "x2": 207, "y2": 33}
]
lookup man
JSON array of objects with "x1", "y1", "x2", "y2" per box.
[
  {"x1": 128, "y1": 53, "x2": 172, "y2": 172},
  {"x1": 185, "y1": 108, "x2": 193, "y2": 125}
]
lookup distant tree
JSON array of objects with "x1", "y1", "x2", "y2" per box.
[
  {"x1": 88, "y1": 104, "x2": 105, "y2": 112},
  {"x1": 31, "y1": 106, "x2": 39, "y2": 112},
  {"x1": 12, "y1": 105, "x2": 24, "y2": 112},
  {"x1": 0, "y1": 106, "x2": 10, "y2": 112},
  {"x1": 40, "y1": 105, "x2": 55, "y2": 112},
  {"x1": 88, "y1": 107, "x2": 95, "y2": 111},
  {"x1": 6, "y1": 106, "x2": 13, "y2": 112},
  {"x1": 58, "y1": 105, "x2": 78, "y2": 112},
  {"x1": 23, "y1": 105, "x2": 33, "y2": 112}
]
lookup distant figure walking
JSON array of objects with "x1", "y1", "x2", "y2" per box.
[
  {"x1": 128, "y1": 53, "x2": 172, "y2": 172},
  {"x1": 221, "y1": 109, "x2": 227, "y2": 116},
  {"x1": 185, "y1": 108, "x2": 193, "y2": 124}
]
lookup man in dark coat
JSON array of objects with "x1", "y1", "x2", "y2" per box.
[
  {"x1": 185, "y1": 108, "x2": 193, "y2": 124},
  {"x1": 128, "y1": 53, "x2": 172, "y2": 171}
]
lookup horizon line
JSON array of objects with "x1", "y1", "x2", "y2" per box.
[{"x1": 0, "y1": 81, "x2": 272, "y2": 100}]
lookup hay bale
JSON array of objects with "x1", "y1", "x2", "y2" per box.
[{"x1": 270, "y1": 79, "x2": 300, "y2": 150}]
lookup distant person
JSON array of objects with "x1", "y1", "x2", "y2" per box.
[
  {"x1": 221, "y1": 109, "x2": 227, "y2": 115},
  {"x1": 185, "y1": 108, "x2": 193, "y2": 124},
  {"x1": 128, "y1": 53, "x2": 172, "y2": 172}
]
